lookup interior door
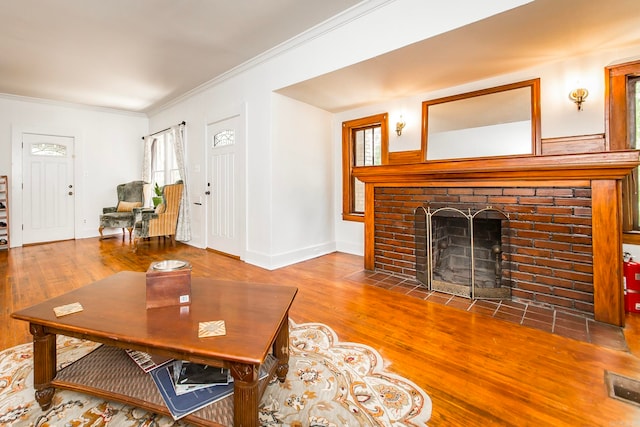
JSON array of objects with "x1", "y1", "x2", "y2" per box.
[
  {"x1": 22, "y1": 133, "x2": 75, "y2": 244},
  {"x1": 206, "y1": 116, "x2": 240, "y2": 256}
]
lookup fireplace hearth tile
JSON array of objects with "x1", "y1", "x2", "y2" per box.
[
  {"x1": 494, "y1": 304, "x2": 526, "y2": 323},
  {"x1": 555, "y1": 310, "x2": 590, "y2": 322},
  {"x1": 554, "y1": 312, "x2": 589, "y2": 332},
  {"x1": 425, "y1": 292, "x2": 453, "y2": 305},
  {"x1": 524, "y1": 305, "x2": 555, "y2": 323},
  {"x1": 496, "y1": 303, "x2": 526, "y2": 315},
  {"x1": 389, "y1": 283, "x2": 421, "y2": 294},
  {"x1": 407, "y1": 288, "x2": 431, "y2": 299},
  {"x1": 494, "y1": 310, "x2": 525, "y2": 324},
  {"x1": 522, "y1": 317, "x2": 554, "y2": 333},
  {"x1": 588, "y1": 321, "x2": 628, "y2": 350},
  {"x1": 380, "y1": 275, "x2": 408, "y2": 285},
  {"x1": 500, "y1": 300, "x2": 528, "y2": 310},
  {"x1": 468, "y1": 303, "x2": 499, "y2": 317},
  {"x1": 553, "y1": 325, "x2": 589, "y2": 342},
  {"x1": 473, "y1": 300, "x2": 500, "y2": 310},
  {"x1": 468, "y1": 300, "x2": 500, "y2": 317},
  {"x1": 447, "y1": 296, "x2": 474, "y2": 311}
]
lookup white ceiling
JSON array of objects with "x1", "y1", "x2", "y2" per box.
[
  {"x1": 1, "y1": 0, "x2": 639, "y2": 114},
  {"x1": 0, "y1": 0, "x2": 362, "y2": 112}
]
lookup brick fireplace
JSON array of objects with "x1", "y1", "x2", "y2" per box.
[
  {"x1": 352, "y1": 150, "x2": 640, "y2": 326},
  {"x1": 377, "y1": 185, "x2": 592, "y2": 316}
]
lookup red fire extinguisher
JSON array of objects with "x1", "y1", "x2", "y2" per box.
[{"x1": 624, "y1": 252, "x2": 640, "y2": 313}]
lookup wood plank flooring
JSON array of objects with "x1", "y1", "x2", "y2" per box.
[{"x1": 3, "y1": 237, "x2": 640, "y2": 426}]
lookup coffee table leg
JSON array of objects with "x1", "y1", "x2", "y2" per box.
[
  {"x1": 274, "y1": 316, "x2": 290, "y2": 382},
  {"x1": 30, "y1": 324, "x2": 57, "y2": 410},
  {"x1": 230, "y1": 363, "x2": 259, "y2": 427}
]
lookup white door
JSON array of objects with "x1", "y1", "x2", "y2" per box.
[
  {"x1": 206, "y1": 117, "x2": 240, "y2": 256},
  {"x1": 22, "y1": 133, "x2": 75, "y2": 244}
]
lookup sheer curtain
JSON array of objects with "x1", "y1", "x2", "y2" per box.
[
  {"x1": 141, "y1": 136, "x2": 156, "y2": 209},
  {"x1": 142, "y1": 137, "x2": 155, "y2": 188},
  {"x1": 170, "y1": 123, "x2": 191, "y2": 242}
]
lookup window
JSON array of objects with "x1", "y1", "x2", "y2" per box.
[
  {"x1": 342, "y1": 113, "x2": 388, "y2": 221},
  {"x1": 151, "y1": 131, "x2": 180, "y2": 188},
  {"x1": 607, "y1": 60, "x2": 640, "y2": 241},
  {"x1": 213, "y1": 129, "x2": 234, "y2": 147},
  {"x1": 30, "y1": 143, "x2": 66, "y2": 157}
]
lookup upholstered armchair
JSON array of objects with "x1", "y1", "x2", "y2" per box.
[
  {"x1": 98, "y1": 180, "x2": 146, "y2": 241},
  {"x1": 133, "y1": 182, "x2": 183, "y2": 249}
]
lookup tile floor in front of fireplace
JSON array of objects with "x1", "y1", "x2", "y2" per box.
[{"x1": 345, "y1": 270, "x2": 629, "y2": 352}]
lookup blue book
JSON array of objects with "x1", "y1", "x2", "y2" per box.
[{"x1": 150, "y1": 364, "x2": 234, "y2": 420}]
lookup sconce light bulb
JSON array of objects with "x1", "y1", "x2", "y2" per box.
[
  {"x1": 396, "y1": 117, "x2": 406, "y2": 136},
  {"x1": 569, "y1": 88, "x2": 589, "y2": 111}
]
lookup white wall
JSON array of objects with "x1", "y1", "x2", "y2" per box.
[
  {"x1": 270, "y1": 94, "x2": 335, "y2": 268},
  {"x1": 0, "y1": 95, "x2": 148, "y2": 246},
  {"x1": 148, "y1": 0, "x2": 528, "y2": 269}
]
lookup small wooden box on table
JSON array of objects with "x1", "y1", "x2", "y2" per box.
[
  {"x1": 11, "y1": 271, "x2": 298, "y2": 427},
  {"x1": 145, "y1": 259, "x2": 192, "y2": 309}
]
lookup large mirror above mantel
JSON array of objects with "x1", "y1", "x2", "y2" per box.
[{"x1": 422, "y1": 78, "x2": 541, "y2": 160}]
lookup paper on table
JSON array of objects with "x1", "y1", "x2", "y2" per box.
[
  {"x1": 198, "y1": 320, "x2": 226, "y2": 338},
  {"x1": 53, "y1": 302, "x2": 83, "y2": 317}
]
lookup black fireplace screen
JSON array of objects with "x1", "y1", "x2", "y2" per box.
[{"x1": 415, "y1": 206, "x2": 511, "y2": 300}]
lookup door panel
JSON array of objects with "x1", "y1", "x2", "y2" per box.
[
  {"x1": 206, "y1": 118, "x2": 240, "y2": 256},
  {"x1": 22, "y1": 133, "x2": 75, "y2": 244}
]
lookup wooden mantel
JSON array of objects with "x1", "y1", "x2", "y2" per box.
[
  {"x1": 353, "y1": 150, "x2": 640, "y2": 326},
  {"x1": 353, "y1": 150, "x2": 640, "y2": 183}
]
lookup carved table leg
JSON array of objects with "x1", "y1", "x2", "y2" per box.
[
  {"x1": 30, "y1": 324, "x2": 57, "y2": 410},
  {"x1": 230, "y1": 362, "x2": 259, "y2": 427},
  {"x1": 274, "y1": 316, "x2": 290, "y2": 382}
]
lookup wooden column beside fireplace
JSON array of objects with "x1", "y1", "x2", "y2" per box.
[{"x1": 353, "y1": 150, "x2": 640, "y2": 326}]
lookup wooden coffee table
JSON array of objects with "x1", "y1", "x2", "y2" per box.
[{"x1": 11, "y1": 271, "x2": 297, "y2": 427}]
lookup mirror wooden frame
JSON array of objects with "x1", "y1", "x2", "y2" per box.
[{"x1": 421, "y1": 78, "x2": 541, "y2": 161}]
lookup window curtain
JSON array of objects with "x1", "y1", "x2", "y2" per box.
[
  {"x1": 170, "y1": 123, "x2": 191, "y2": 242},
  {"x1": 142, "y1": 137, "x2": 156, "y2": 207}
]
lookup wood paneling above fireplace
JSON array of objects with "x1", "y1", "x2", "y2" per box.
[{"x1": 353, "y1": 150, "x2": 640, "y2": 326}]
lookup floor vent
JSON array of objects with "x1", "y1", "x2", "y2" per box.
[{"x1": 605, "y1": 371, "x2": 640, "y2": 407}]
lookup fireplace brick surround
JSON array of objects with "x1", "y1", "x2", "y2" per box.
[
  {"x1": 375, "y1": 185, "x2": 594, "y2": 316},
  {"x1": 353, "y1": 150, "x2": 640, "y2": 326}
]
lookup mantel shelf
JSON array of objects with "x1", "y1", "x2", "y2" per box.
[{"x1": 353, "y1": 150, "x2": 640, "y2": 184}]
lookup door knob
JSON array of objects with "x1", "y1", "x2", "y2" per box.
[{"x1": 205, "y1": 191, "x2": 211, "y2": 195}]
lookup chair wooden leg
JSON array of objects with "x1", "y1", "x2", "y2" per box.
[
  {"x1": 126, "y1": 227, "x2": 134, "y2": 242},
  {"x1": 98, "y1": 226, "x2": 104, "y2": 240}
]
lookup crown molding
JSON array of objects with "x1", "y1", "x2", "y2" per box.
[
  {"x1": 147, "y1": 0, "x2": 396, "y2": 116},
  {"x1": 0, "y1": 92, "x2": 148, "y2": 118}
]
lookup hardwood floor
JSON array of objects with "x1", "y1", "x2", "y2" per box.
[{"x1": 3, "y1": 237, "x2": 640, "y2": 426}]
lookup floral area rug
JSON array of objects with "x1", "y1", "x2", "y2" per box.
[{"x1": 0, "y1": 321, "x2": 431, "y2": 426}]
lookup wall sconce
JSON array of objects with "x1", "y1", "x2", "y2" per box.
[
  {"x1": 568, "y1": 88, "x2": 589, "y2": 111},
  {"x1": 396, "y1": 116, "x2": 406, "y2": 136}
]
